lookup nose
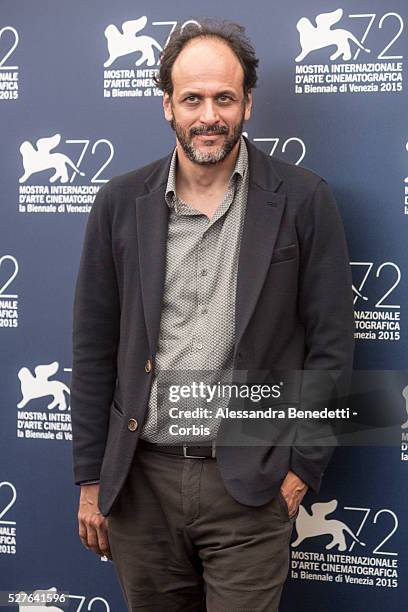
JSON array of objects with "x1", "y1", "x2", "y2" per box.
[{"x1": 199, "y1": 99, "x2": 220, "y2": 126}]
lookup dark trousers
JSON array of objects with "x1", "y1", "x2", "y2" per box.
[{"x1": 107, "y1": 442, "x2": 297, "y2": 611}]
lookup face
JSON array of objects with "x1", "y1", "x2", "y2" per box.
[{"x1": 163, "y1": 37, "x2": 253, "y2": 165}]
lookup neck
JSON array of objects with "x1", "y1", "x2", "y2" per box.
[{"x1": 175, "y1": 138, "x2": 241, "y2": 194}]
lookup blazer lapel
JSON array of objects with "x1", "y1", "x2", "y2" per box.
[
  {"x1": 135, "y1": 155, "x2": 171, "y2": 355},
  {"x1": 234, "y1": 139, "x2": 286, "y2": 356}
]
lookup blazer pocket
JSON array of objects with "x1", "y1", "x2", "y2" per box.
[
  {"x1": 111, "y1": 398, "x2": 124, "y2": 417},
  {"x1": 270, "y1": 243, "x2": 297, "y2": 264}
]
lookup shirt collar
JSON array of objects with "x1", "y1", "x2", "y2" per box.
[{"x1": 165, "y1": 135, "x2": 248, "y2": 211}]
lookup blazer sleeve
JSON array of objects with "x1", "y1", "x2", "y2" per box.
[
  {"x1": 289, "y1": 178, "x2": 355, "y2": 493},
  {"x1": 70, "y1": 183, "x2": 120, "y2": 485}
]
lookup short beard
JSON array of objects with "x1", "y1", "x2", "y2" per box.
[{"x1": 170, "y1": 112, "x2": 245, "y2": 166}]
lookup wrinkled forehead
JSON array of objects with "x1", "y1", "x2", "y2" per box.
[{"x1": 171, "y1": 37, "x2": 245, "y2": 94}]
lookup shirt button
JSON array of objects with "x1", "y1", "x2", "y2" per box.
[
  {"x1": 201, "y1": 269, "x2": 207, "y2": 277},
  {"x1": 196, "y1": 342, "x2": 203, "y2": 350},
  {"x1": 144, "y1": 359, "x2": 152, "y2": 373},
  {"x1": 128, "y1": 418, "x2": 138, "y2": 431}
]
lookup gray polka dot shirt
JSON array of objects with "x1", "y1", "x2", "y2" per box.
[{"x1": 139, "y1": 136, "x2": 249, "y2": 444}]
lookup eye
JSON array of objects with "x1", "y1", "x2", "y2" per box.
[
  {"x1": 185, "y1": 95, "x2": 199, "y2": 103},
  {"x1": 218, "y1": 95, "x2": 233, "y2": 103}
]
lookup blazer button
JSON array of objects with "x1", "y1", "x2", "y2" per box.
[
  {"x1": 127, "y1": 418, "x2": 138, "y2": 432},
  {"x1": 144, "y1": 359, "x2": 152, "y2": 373}
]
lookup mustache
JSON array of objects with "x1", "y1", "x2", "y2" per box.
[{"x1": 190, "y1": 125, "x2": 229, "y2": 136}]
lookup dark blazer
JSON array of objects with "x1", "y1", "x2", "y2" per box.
[{"x1": 71, "y1": 137, "x2": 355, "y2": 517}]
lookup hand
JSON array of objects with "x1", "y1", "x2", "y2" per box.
[
  {"x1": 78, "y1": 483, "x2": 112, "y2": 560},
  {"x1": 279, "y1": 470, "x2": 308, "y2": 518}
]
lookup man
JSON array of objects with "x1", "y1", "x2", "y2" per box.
[{"x1": 71, "y1": 20, "x2": 354, "y2": 611}]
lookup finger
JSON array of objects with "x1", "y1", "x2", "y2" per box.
[
  {"x1": 289, "y1": 497, "x2": 301, "y2": 518},
  {"x1": 97, "y1": 521, "x2": 113, "y2": 560},
  {"x1": 78, "y1": 518, "x2": 91, "y2": 550},
  {"x1": 86, "y1": 522, "x2": 105, "y2": 556},
  {"x1": 290, "y1": 507, "x2": 299, "y2": 519},
  {"x1": 288, "y1": 504, "x2": 296, "y2": 517},
  {"x1": 285, "y1": 494, "x2": 297, "y2": 517}
]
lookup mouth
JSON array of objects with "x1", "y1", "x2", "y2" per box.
[{"x1": 195, "y1": 133, "x2": 225, "y2": 142}]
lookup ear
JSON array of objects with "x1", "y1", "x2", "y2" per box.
[
  {"x1": 163, "y1": 92, "x2": 174, "y2": 122},
  {"x1": 244, "y1": 89, "x2": 253, "y2": 121}
]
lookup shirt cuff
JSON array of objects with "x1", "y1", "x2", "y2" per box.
[{"x1": 79, "y1": 479, "x2": 100, "y2": 485}]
